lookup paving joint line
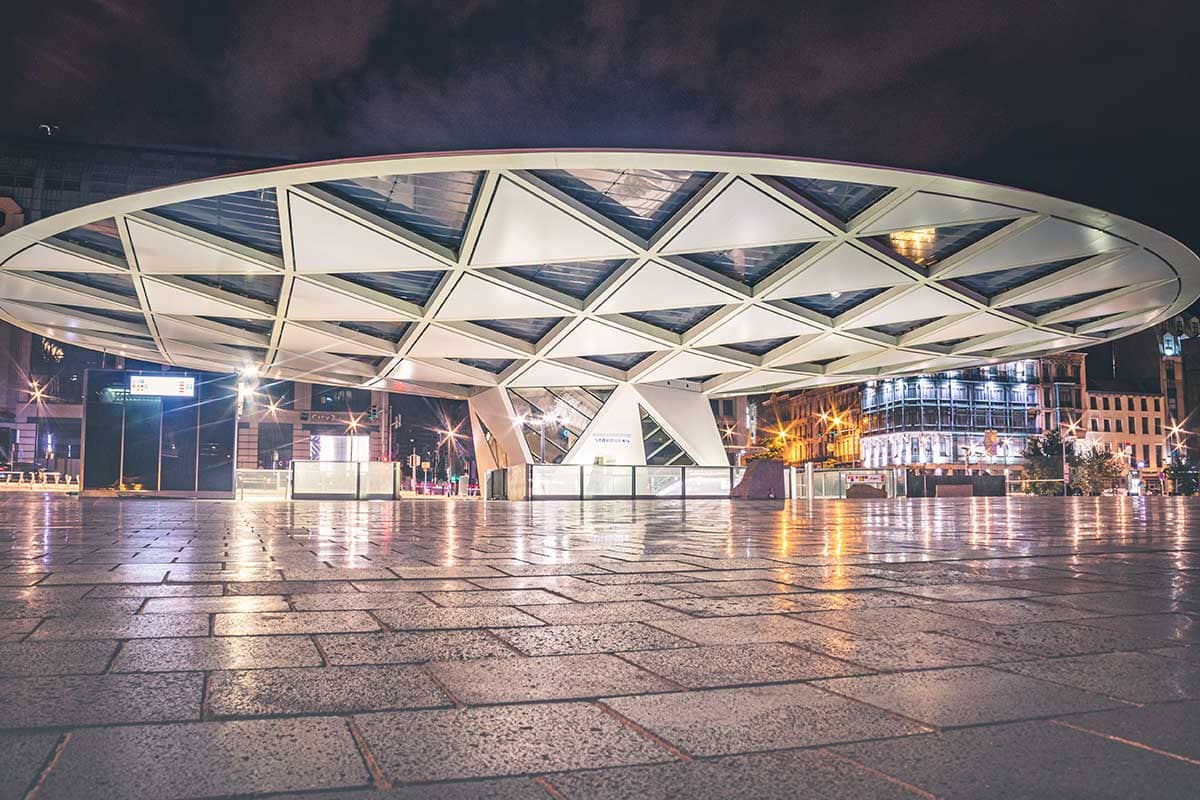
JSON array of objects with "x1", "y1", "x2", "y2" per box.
[
  {"x1": 1050, "y1": 719, "x2": 1200, "y2": 766},
  {"x1": 817, "y1": 746, "x2": 942, "y2": 799},
  {"x1": 21, "y1": 731, "x2": 71, "y2": 800},
  {"x1": 344, "y1": 715, "x2": 391, "y2": 791},
  {"x1": 591, "y1": 699, "x2": 693, "y2": 762}
]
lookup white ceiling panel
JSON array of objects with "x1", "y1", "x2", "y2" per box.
[
  {"x1": 662, "y1": 179, "x2": 831, "y2": 253},
  {"x1": 287, "y1": 278, "x2": 410, "y2": 320},
  {"x1": 128, "y1": 219, "x2": 275, "y2": 274},
  {"x1": 862, "y1": 192, "x2": 1028, "y2": 234},
  {"x1": 288, "y1": 192, "x2": 447, "y2": 272},
  {"x1": 947, "y1": 217, "x2": 1129, "y2": 277},
  {"x1": 691, "y1": 305, "x2": 821, "y2": 346},
  {"x1": 2, "y1": 243, "x2": 120, "y2": 272},
  {"x1": 141, "y1": 279, "x2": 269, "y2": 318},
  {"x1": 548, "y1": 318, "x2": 670, "y2": 357},
  {"x1": 408, "y1": 325, "x2": 525, "y2": 358},
  {"x1": 435, "y1": 273, "x2": 567, "y2": 320},
  {"x1": 761, "y1": 243, "x2": 913, "y2": 299},
  {"x1": 0, "y1": 272, "x2": 133, "y2": 310},
  {"x1": 595, "y1": 261, "x2": 739, "y2": 314},
  {"x1": 470, "y1": 178, "x2": 634, "y2": 267},
  {"x1": 842, "y1": 286, "x2": 974, "y2": 328}
]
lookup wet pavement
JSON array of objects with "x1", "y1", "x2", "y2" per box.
[{"x1": 1, "y1": 494, "x2": 1198, "y2": 799}]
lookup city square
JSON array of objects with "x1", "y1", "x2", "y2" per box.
[
  {"x1": 3, "y1": 1, "x2": 1200, "y2": 798},
  {"x1": 1, "y1": 494, "x2": 1199, "y2": 798}
]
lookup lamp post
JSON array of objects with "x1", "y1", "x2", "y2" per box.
[{"x1": 1059, "y1": 418, "x2": 1079, "y2": 497}]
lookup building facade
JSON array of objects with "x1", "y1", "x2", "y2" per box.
[{"x1": 759, "y1": 384, "x2": 862, "y2": 467}]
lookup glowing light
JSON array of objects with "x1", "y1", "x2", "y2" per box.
[{"x1": 888, "y1": 228, "x2": 936, "y2": 264}]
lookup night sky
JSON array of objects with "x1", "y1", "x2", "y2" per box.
[{"x1": 2, "y1": 0, "x2": 1196, "y2": 257}]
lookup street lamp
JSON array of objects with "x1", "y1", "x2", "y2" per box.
[
  {"x1": 438, "y1": 424, "x2": 465, "y2": 488},
  {"x1": 1059, "y1": 418, "x2": 1079, "y2": 497}
]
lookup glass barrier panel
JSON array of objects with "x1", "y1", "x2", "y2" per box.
[
  {"x1": 635, "y1": 466, "x2": 684, "y2": 497},
  {"x1": 236, "y1": 469, "x2": 291, "y2": 499},
  {"x1": 582, "y1": 465, "x2": 633, "y2": 498},
  {"x1": 293, "y1": 461, "x2": 358, "y2": 497},
  {"x1": 359, "y1": 462, "x2": 395, "y2": 498},
  {"x1": 531, "y1": 465, "x2": 581, "y2": 497},
  {"x1": 683, "y1": 467, "x2": 731, "y2": 496}
]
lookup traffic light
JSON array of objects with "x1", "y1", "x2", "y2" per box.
[{"x1": 367, "y1": 405, "x2": 379, "y2": 422}]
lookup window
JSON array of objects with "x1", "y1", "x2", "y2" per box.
[
  {"x1": 257, "y1": 423, "x2": 293, "y2": 469},
  {"x1": 1115, "y1": 419, "x2": 1123, "y2": 433},
  {"x1": 1091, "y1": 419, "x2": 1098, "y2": 432},
  {"x1": 1143, "y1": 444, "x2": 1150, "y2": 466},
  {"x1": 1089, "y1": 396, "x2": 1097, "y2": 409},
  {"x1": 1155, "y1": 418, "x2": 1161, "y2": 435},
  {"x1": 1155, "y1": 446, "x2": 1162, "y2": 467},
  {"x1": 1129, "y1": 417, "x2": 1135, "y2": 434},
  {"x1": 1155, "y1": 398, "x2": 1161, "y2": 411},
  {"x1": 1102, "y1": 397, "x2": 1110, "y2": 410},
  {"x1": 1141, "y1": 397, "x2": 1148, "y2": 412},
  {"x1": 1103, "y1": 419, "x2": 1111, "y2": 432}
]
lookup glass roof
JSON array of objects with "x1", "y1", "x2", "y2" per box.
[
  {"x1": 455, "y1": 357, "x2": 515, "y2": 374},
  {"x1": 533, "y1": 168, "x2": 713, "y2": 239},
  {"x1": 866, "y1": 318, "x2": 938, "y2": 336},
  {"x1": 581, "y1": 351, "x2": 652, "y2": 370},
  {"x1": 773, "y1": 176, "x2": 893, "y2": 222},
  {"x1": 640, "y1": 405, "x2": 695, "y2": 466},
  {"x1": 337, "y1": 270, "x2": 445, "y2": 306},
  {"x1": 58, "y1": 305, "x2": 146, "y2": 325},
  {"x1": 472, "y1": 317, "x2": 563, "y2": 343},
  {"x1": 50, "y1": 218, "x2": 127, "y2": 263},
  {"x1": 152, "y1": 189, "x2": 283, "y2": 255},
  {"x1": 786, "y1": 286, "x2": 887, "y2": 317},
  {"x1": 948, "y1": 257, "x2": 1089, "y2": 299},
  {"x1": 184, "y1": 273, "x2": 283, "y2": 304},
  {"x1": 625, "y1": 304, "x2": 722, "y2": 334},
  {"x1": 316, "y1": 171, "x2": 481, "y2": 251},
  {"x1": 682, "y1": 242, "x2": 815, "y2": 287},
  {"x1": 724, "y1": 336, "x2": 793, "y2": 355},
  {"x1": 337, "y1": 320, "x2": 411, "y2": 342},
  {"x1": 1007, "y1": 290, "x2": 1111, "y2": 318},
  {"x1": 501, "y1": 259, "x2": 625, "y2": 299},
  {"x1": 41, "y1": 270, "x2": 137, "y2": 298},
  {"x1": 866, "y1": 219, "x2": 1014, "y2": 267},
  {"x1": 202, "y1": 316, "x2": 274, "y2": 334}
]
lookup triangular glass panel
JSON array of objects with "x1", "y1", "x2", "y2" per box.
[
  {"x1": 581, "y1": 352, "x2": 652, "y2": 370},
  {"x1": 329, "y1": 354, "x2": 388, "y2": 370},
  {"x1": 681, "y1": 373, "x2": 717, "y2": 382},
  {"x1": 772, "y1": 176, "x2": 893, "y2": 222},
  {"x1": 315, "y1": 171, "x2": 481, "y2": 251},
  {"x1": 337, "y1": 270, "x2": 445, "y2": 306},
  {"x1": 40, "y1": 270, "x2": 137, "y2": 298},
  {"x1": 49, "y1": 218, "x2": 127, "y2": 264},
  {"x1": 1006, "y1": 290, "x2": 1111, "y2": 318},
  {"x1": 865, "y1": 318, "x2": 939, "y2": 336},
  {"x1": 640, "y1": 405, "x2": 696, "y2": 466},
  {"x1": 152, "y1": 189, "x2": 283, "y2": 255},
  {"x1": 625, "y1": 305, "x2": 722, "y2": 334},
  {"x1": 57, "y1": 305, "x2": 146, "y2": 325},
  {"x1": 682, "y1": 242, "x2": 815, "y2": 287},
  {"x1": 724, "y1": 337, "x2": 793, "y2": 355},
  {"x1": 507, "y1": 386, "x2": 611, "y2": 463},
  {"x1": 865, "y1": 219, "x2": 1014, "y2": 266},
  {"x1": 786, "y1": 286, "x2": 887, "y2": 317},
  {"x1": 336, "y1": 320, "x2": 411, "y2": 342},
  {"x1": 454, "y1": 357, "x2": 514, "y2": 374},
  {"x1": 184, "y1": 274, "x2": 283, "y2": 304},
  {"x1": 949, "y1": 256, "x2": 1089, "y2": 298},
  {"x1": 501, "y1": 259, "x2": 625, "y2": 299},
  {"x1": 202, "y1": 316, "x2": 274, "y2": 334},
  {"x1": 532, "y1": 168, "x2": 713, "y2": 238},
  {"x1": 473, "y1": 317, "x2": 563, "y2": 343}
]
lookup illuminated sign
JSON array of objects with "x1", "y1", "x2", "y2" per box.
[{"x1": 129, "y1": 375, "x2": 195, "y2": 397}]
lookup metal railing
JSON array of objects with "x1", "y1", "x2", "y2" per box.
[{"x1": 523, "y1": 464, "x2": 750, "y2": 499}]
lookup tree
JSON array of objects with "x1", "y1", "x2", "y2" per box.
[
  {"x1": 749, "y1": 436, "x2": 786, "y2": 463},
  {"x1": 1164, "y1": 454, "x2": 1199, "y2": 495},
  {"x1": 1021, "y1": 430, "x2": 1078, "y2": 496},
  {"x1": 1070, "y1": 449, "x2": 1123, "y2": 495}
]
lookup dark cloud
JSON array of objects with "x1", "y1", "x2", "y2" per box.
[{"x1": 1, "y1": 0, "x2": 1197, "y2": 255}]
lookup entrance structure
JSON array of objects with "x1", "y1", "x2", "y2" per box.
[{"x1": 1, "y1": 151, "x2": 1197, "y2": 473}]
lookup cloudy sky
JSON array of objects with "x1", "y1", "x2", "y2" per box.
[{"x1": 2, "y1": 0, "x2": 1196, "y2": 254}]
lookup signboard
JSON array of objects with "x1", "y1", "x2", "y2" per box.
[
  {"x1": 592, "y1": 433, "x2": 632, "y2": 445},
  {"x1": 129, "y1": 375, "x2": 195, "y2": 397},
  {"x1": 845, "y1": 471, "x2": 887, "y2": 485}
]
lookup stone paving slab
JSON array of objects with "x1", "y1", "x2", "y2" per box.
[
  {"x1": 996, "y1": 651, "x2": 1200, "y2": 703},
  {"x1": 317, "y1": 630, "x2": 521, "y2": 664},
  {"x1": 372, "y1": 605, "x2": 545, "y2": 630},
  {"x1": 354, "y1": 702, "x2": 673, "y2": 782},
  {"x1": 619, "y1": 641, "x2": 865, "y2": 688},
  {"x1": 0, "y1": 640, "x2": 119, "y2": 677},
  {"x1": 1059, "y1": 701, "x2": 1200, "y2": 761},
  {"x1": 604, "y1": 683, "x2": 929, "y2": 756},
  {"x1": 30, "y1": 612, "x2": 211, "y2": 640},
  {"x1": 428, "y1": 653, "x2": 679, "y2": 704},
  {"x1": 815, "y1": 665, "x2": 1127, "y2": 728},
  {"x1": 546, "y1": 748, "x2": 926, "y2": 800},
  {"x1": 0, "y1": 731, "x2": 59, "y2": 800},
  {"x1": 832, "y1": 720, "x2": 1200, "y2": 799},
  {"x1": 0, "y1": 672, "x2": 203, "y2": 729},
  {"x1": 38, "y1": 717, "x2": 370, "y2": 799},
  {"x1": 213, "y1": 610, "x2": 381, "y2": 636},
  {"x1": 207, "y1": 664, "x2": 451, "y2": 716},
  {"x1": 492, "y1": 622, "x2": 693, "y2": 656},
  {"x1": 110, "y1": 634, "x2": 323, "y2": 672}
]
